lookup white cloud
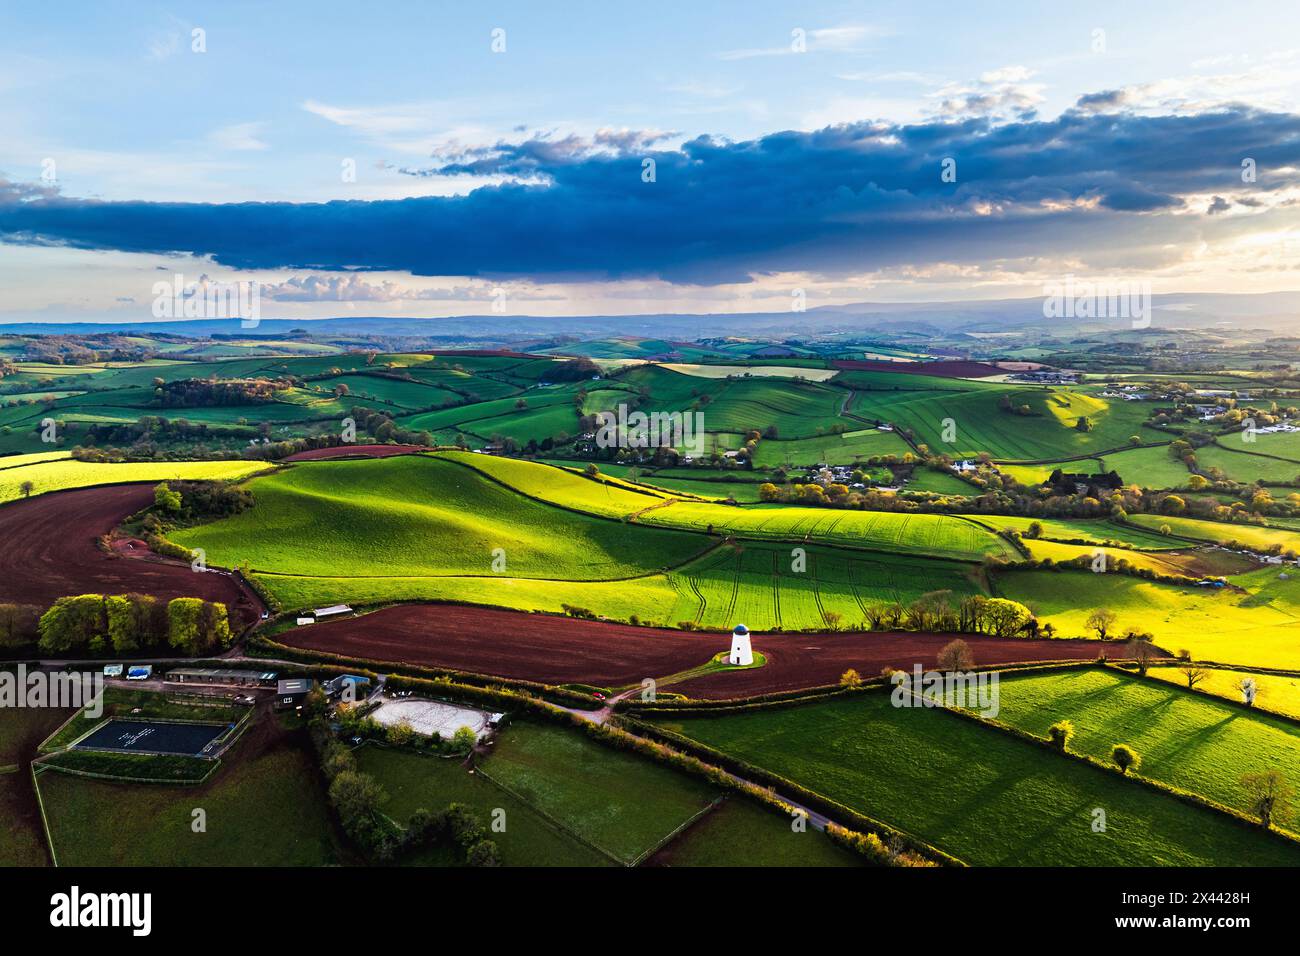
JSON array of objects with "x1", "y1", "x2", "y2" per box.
[
  {"x1": 209, "y1": 122, "x2": 270, "y2": 152},
  {"x1": 719, "y1": 24, "x2": 882, "y2": 60}
]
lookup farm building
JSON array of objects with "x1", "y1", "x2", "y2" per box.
[
  {"x1": 166, "y1": 667, "x2": 277, "y2": 687},
  {"x1": 313, "y1": 604, "x2": 352, "y2": 619},
  {"x1": 322, "y1": 674, "x2": 372, "y2": 700},
  {"x1": 274, "y1": 678, "x2": 314, "y2": 710},
  {"x1": 1046, "y1": 469, "x2": 1123, "y2": 496}
]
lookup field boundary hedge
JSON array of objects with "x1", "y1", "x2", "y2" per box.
[
  {"x1": 929, "y1": 684, "x2": 1300, "y2": 849},
  {"x1": 1108, "y1": 661, "x2": 1300, "y2": 732},
  {"x1": 613, "y1": 713, "x2": 963, "y2": 866},
  {"x1": 33, "y1": 751, "x2": 220, "y2": 785},
  {"x1": 31, "y1": 766, "x2": 57, "y2": 867},
  {"x1": 627, "y1": 659, "x2": 1097, "y2": 716},
  {"x1": 471, "y1": 763, "x2": 628, "y2": 866},
  {"x1": 244, "y1": 633, "x2": 603, "y2": 710}
]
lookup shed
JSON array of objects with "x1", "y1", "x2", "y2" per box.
[{"x1": 274, "y1": 678, "x2": 314, "y2": 710}]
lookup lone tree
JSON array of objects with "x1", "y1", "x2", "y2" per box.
[
  {"x1": 1047, "y1": 720, "x2": 1074, "y2": 752},
  {"x1": 1239, "y1": 676, "x2": 1259, "y2": 707},
  {"x1": 19, "y1": 480, "x2": 34, "y2": 498},
  {"x1": 1111, "y1": 744, "x2": 1140, "y2": 775},
  {"x1": 839, "y1": 668, "x2": 862, "y2": 688},
  {"x1": 936, "y1": 638, "x2": 974, "y2": 673},
  {"x1": 1179, "y1": 662, "x2": 1210, "y2": 690},
  {"x1": 1240, "y1": 771, "x2": 1292, "y2": 829},
  {"x1": 1086, "y1": 608, "x2": 1117, "y2": 641},
  {"x1": 1127, "y1": 635, "x2": 1158, "y2": 676}
]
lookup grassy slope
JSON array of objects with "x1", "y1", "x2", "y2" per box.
[
  {"x1": 1128, "y1": 513, "x2": 1300, "y2": 552},
  {"x1": 442, "y1": 452, "x2": 1016, "y2": 562},
  {"x1": 749, "y1": 428, "x2": 913, "y2": 468},
  {"x1": 0, "y1": 773, "x2": 47, "y2": 866},
  {"x1": 654, "y1": 691, "x2": 1300, "y2": 866},
  {"x1": 37, "y1": 731, "x2": 344, "y2": 865},
  {"x1": 997, "y1": 568, "x2": 1300, "y2": 669},
  {"x1": 651, "y1": 797, "x2": 863, "y2": 867},
  {"x1": 1147, "y1": 666, "x2": 1300, "y2": 720},
  {"x1": 0, "y1": 458, "x2": 272, "y2": 504},
  {"x1": 354, "y1": 744, "x2": 612, "y2": 866},
  {"x1": 995, "y1": 668, "x2": 1300, "y2": 829},
  {"x1": 1098, "y1": 445, "x2": 1190, "y2": 489},
  {"x1": 174, "y1": 455, "x2": 706, "y2": 581},
  {"x1": 481, "y1": 722, "x2": 718, "y2": 865}
]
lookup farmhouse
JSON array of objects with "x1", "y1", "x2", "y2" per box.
[{"x1": 1046, "y1": 469, "x2": 1123, "y2": 496}]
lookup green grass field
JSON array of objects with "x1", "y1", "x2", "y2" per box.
[
  {"x1": 996, "y1": 568, "x2": 1300, "y2": 669},
  {"x1": 994, "y1": 668, "x2": 1300, "y2": 829},
  {"x1": 479, "y1": 721, "x2": 719, "y2": 865},
  {"x1": 442, "y1": 450, "x2": 1016, "y2": 561},
  {"x1": 36, "y1": 729, "x2": 345, "y2": 866},
  {"x1": 1147, "y1": 666, "x2": 1300, "y2": 720},
  {"x1": 1196, "y1": 443, "x2": 1300, "y2": 484},
  {"x1": 905, "y1": 467, "x2": 976, "y2": 496},
  {"x1": 832, "y1": 377, "x2": 1153, "y2": 460},
  {"x1": 653, "y1": 690, "x2": 1300, "y2": 866},
  {"x1": 250, "y1": 539, "x2": 983, "y2": 632},
  {"x1": 1096, "y1": 445, "x2": 1190, "y2": 489},
  {"x1": 1127, "y1": 513, "x2": 1300, "y2": 552},
  {"x1": 749, "y1": 427, "x2": 912, "y2": 467},
  {"x1": 0, "y1": 458, "x2": 272, "y2": 504},
  {"x1": 353, "y1": 744, "x2": 612, "y2": 866},
  {"x1": 174, "y1": 455, "x2": 707, "y2": 582},
  {"x1": 0, "y1": 772, "x2": 48, "y2": 867},
  {"x1": 650, "y1": 796, "x2": 863, "y2": 867},
  {"x1": 0, "y1": 705, "x2": 75, "y2": 765}
]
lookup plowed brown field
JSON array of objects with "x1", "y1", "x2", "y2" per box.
[
  {"x1": 278, "y1": 603, "x2": 1132, "y2": 699},
  {"x1": 0, "y1": 485, "x2": 262, "y2": 629}
]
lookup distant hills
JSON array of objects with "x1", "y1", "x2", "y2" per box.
[{"x1": 2, "y1": 290, "x2": 1298, "y2": 341}]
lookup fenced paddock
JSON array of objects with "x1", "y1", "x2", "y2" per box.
[{"x1": 367, "y1": 698, "x2": 494, "y2": 741}]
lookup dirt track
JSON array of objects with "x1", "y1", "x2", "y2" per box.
[
  {"x1": 278, "y1": 603, "x2": 1125, "y2": 699},
  {"x1": 0, "y1": 485, "x2": 261, "y2": 628}
]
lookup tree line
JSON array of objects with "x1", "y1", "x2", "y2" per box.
[{"x1": 33, "y1": 593, "x2": 232, "y2": 656}]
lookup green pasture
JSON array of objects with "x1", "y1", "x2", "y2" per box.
[
  {"x1": 480, "y1": 721, "x2": 719, "y2": 865},
  {"x1": 653, "y1": 690, "x2": 1300, "y2": 866},
  {"x1": 173, "y1": 455, "x2": 707, "y2": 582},
  {"x1": 354, "y1": 745, "x2": 611, "y2": 866},
  {"x1": 995, "y1": 667, "x2": 1300, "y2": 829},
  {"x1": 0, "y1": 457, "x2": 272, "y2": 504},
  {"x1": 36, "y1": 733, "x2": 345, "y2": 866}
]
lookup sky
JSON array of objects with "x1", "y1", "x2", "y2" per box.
[{"x1": 3, "y1": 0, "x2": 1300, "y2": 323}]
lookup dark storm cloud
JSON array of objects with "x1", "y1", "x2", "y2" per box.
[{"x1": 0, "y1": 104, "x2": 1296, "y2": 283}]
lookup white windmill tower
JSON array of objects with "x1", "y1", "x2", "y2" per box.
[{"x1": 728, "y1": 623, "x2": 753, "y2": 666}]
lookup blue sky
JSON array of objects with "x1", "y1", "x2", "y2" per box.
[{"x1": 3, "y1": 1, "x2": 1300, "y2": 321}]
